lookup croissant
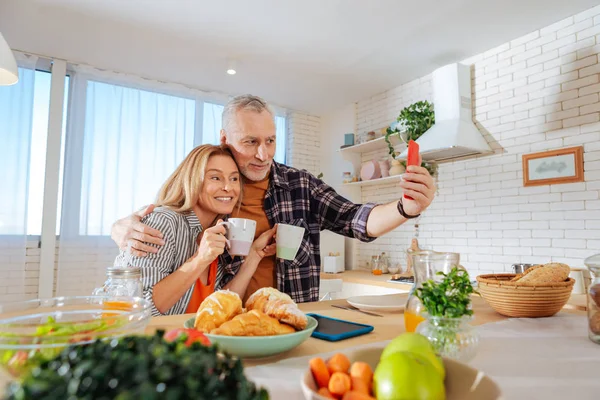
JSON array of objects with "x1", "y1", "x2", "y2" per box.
[
  {"x1": 246, "y1": 287, "x2": 294, "y2": 310},
  {"x1": 210, "y1": 310, "x2": 296, "y2": 336},
  {"x1": 246, "y1": 287, "x2": 308, "y2": 330},
  {"x1": 194, "y1": 290, "x2": 242, "y2": 333},
  {"x1": 262, "y1": 299, "x2": 308, "y2": 330}
]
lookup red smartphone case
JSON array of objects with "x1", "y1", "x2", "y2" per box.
[{"x1": 404, "y1": 140, "x2": 420, "y2": 200}]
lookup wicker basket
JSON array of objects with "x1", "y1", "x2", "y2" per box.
[{"x1": 476, "y1": 274, "x2": 575, "y2": 318}]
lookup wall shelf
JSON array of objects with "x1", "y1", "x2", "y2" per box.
[
  {"x1": 342, "y1": 175, "x2": 403, "y2": 187},
  {"x1": 339, "y1": 135, "x2": 402, "y2": 154}
]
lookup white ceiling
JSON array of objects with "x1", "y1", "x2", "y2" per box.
[{"x1": 1, "y1": 0, "x2": 598, "y2": 114}]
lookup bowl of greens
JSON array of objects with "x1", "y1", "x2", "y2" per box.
[
  {"x1": 0, "y1": 295, "x2": 151, "y2": 379},
  {"x1": 3, "y1": 331, "x2": 269, "y2": 399}
]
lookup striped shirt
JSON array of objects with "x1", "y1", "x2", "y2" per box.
[
  {"x1": 114, "y1": 207, "x2": 203, "y2": 316},
  {"x1": 217, "y1": 162, "x2": 377, "y2": 303}
]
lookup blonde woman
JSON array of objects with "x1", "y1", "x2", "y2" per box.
[{"x1": 114, "y1": 144, "x2": 276, "y2": 316}]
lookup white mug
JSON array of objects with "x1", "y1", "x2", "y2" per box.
[
  {"x1": 276, "y1": 223, "x2": 305, "y2": 260},
  {"x1": 569, "y1": 268, "x2": 585, "y2": 295},
  {"x1": 218, "y1": 218, "x2": 257, "y2": 256}
]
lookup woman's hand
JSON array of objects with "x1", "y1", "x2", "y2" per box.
[
  {"x1": 250, "y1": 225, "x2": 277, "y2": 259},
  {"x1": 194, "y1": 221, "x2": 228, "y2": 267}
]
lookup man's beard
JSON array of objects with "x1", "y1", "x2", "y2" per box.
[{"x1": 241, "y1": 163, "x2": 271, "y2": 182}]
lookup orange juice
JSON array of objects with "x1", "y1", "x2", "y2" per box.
[
  {"x1": 372, "y1": 269, "x2": 383, "y2": 276},
  {"x1": 404, "y1": 311, "x2": 426, "y2": 333},
  {"x1": 102, "y1": 301, "x2": 133, "y2": 318},
  {"x1": 103, "y1": 300, "x2": 133, "y2": 311}
]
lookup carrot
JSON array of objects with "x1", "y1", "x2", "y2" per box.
[
  {"x1": 350, "y1": 377, "x2": 370, "y2": 395},
  {"x1": 328, "y1": 372, "x2": 351, "y2": 397},
  {"x1": 349, "y1": 361, "x2": 373, "y2": 385},
  {"x1": 342, "y1": 391, "x2": 376, "y2": 400},
  {"x1": 317, "y1": 387, "x2": 336, "y2": 399},
  {"x1": 327, "y1": 353, "x2": 351, "y2": 374},
  {"x1": 309, "y1": 357, "x2": 330, "y2": 388}
]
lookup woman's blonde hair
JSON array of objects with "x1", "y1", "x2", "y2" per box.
[{"x1": 156, "y1": 144, "x2": 241, "y2": 213}]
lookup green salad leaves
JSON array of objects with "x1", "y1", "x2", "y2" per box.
[
  {"x1": 416, "y1": 267, "x2": 479, "y2": 319},
  {"x1": 4, "y1": 331, "x2": 269, "y2": 400}
]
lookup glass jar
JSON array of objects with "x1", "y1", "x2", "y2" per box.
[
  {"x1": 371, "y1": 255, "x2": 382, "y2": 275},
  {"x1": 342, "y1": 171, "x2": 353, "y2": 184},
  {"x1": 416, "y1": 315, "x2": 479, "y2": 362},
  {"x1": 584, "y1": 254, "x2": 600, "y2": 345},
  {"x1": 380, "y1": 252, "x2": 389, "y2": 274},
  {"x1": 404, "y1": 251, "x2": 460, "y2": 333},
  {"x1": 92, "y1": 267, "x2": 143, "y2": 298}
]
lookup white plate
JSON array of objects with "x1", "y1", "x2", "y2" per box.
[{"x1": 346, "y1": 293, "x2": 407, "y2": 313}]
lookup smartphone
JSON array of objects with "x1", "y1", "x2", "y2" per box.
[
  {"x1": 404, "y1": 140, "x2": 420, "y2": 200},
  {"x1": 307, "y1": 313, "x2": 374, "y2": 342}
]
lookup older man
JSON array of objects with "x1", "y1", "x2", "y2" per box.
[{"x1": 111, "y1": 94, "x2": 436, "y2": 303}]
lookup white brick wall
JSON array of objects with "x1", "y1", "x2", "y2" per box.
[
  {"x1": 0, "y1": 239, "x2": 118, "y2": 301},
  {"x1": 287, "y1": 112, "x2": 321, "y2": 175},
  {"x1": 55, "y1": 237, "x2": 120, "y2": 297},
  {"x1": 0, "y1": 240, "x2": 34, "y2": 303},
  {"x1": 353, "y1": 5, "x2": 600, "y2": 276}
]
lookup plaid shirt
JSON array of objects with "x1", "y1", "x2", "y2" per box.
[{"x1": 216, "y1": 162, "x2": 377, "y2": 303}]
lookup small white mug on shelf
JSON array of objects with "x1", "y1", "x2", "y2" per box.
[{"x1": 569, "y1": 268, "x2": 585, "y2": 294}]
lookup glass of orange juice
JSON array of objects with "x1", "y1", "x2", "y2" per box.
[
  {"x1": 404, "y1": 311, "x2": 426, "y2": 333},
  {"x1": 371, "y1": 255, "x2": 383, "y2": 275},
  {"x1": 404, "y1": 251, "x2": 460, "y2": 332}
]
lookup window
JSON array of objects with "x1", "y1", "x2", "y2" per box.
[
  {"x1": 202, "y1": 102, "x2": 224, "y2": 145},
  {"x1": 4, "y1": 70, "x2": 288, "y2": 238},
  {"x1": 62, "y1": 80, "x2": 196, "y2": 236},
  {"x1": 0, "y1": 69, "x2": 69, "y2": 236},
  {"x1": 275, "y1": 115, "x2": 287, "y2": 164}
]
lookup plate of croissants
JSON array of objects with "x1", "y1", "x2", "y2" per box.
[{"x1": 183, "y1": 287, "x2": 318, "y2": 358}]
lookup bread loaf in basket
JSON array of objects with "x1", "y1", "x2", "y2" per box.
[{"x1": 476, "y1": 263, "x2": 574, "y2": 318}]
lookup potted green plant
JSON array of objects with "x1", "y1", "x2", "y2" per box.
[
  {"x1": 415, "y1": 266, "x2": 480, "y2": 362},
  {"x1": 384, "y1": 100, "x2": 435, "y2": 157}
]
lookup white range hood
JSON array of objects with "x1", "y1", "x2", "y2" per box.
[{"x1": 398, "y1": 63, "x2": 492, "y2": 162}]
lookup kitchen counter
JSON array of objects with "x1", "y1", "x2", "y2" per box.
[
  {"x1": 146, "y1": 294, "x2": 587, "y2": 367},
  {"x1": 320, "y1": 269, "x2": 413, "y2": 290}
]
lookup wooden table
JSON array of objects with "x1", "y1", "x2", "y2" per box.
[{"x1": 145, "y1": 294, "x2": 586, "y2": 367}]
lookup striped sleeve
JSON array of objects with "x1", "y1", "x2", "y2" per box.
[{"x1": 115, "y1": 212, "x2": 177, "y2": 316}]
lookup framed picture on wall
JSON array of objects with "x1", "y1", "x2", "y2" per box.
[{"x1": 522, "y1": 146, "x2": 584, "y2": 187}]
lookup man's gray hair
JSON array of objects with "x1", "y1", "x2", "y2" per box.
[{"x1": 222, "y1": 94, "x2": 274, "y2": 132}]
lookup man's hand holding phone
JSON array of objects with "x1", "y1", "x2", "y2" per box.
[{"x1": 398, "y1": 140, "x2": 436, "y2": 217}]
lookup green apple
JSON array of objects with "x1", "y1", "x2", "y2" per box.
[
  {"x1": 381, "y1": 332, "x2": 445, "y2": 379},
  {"x1": 374, "y1": 351, "x2": 445, "y2": 400}
]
